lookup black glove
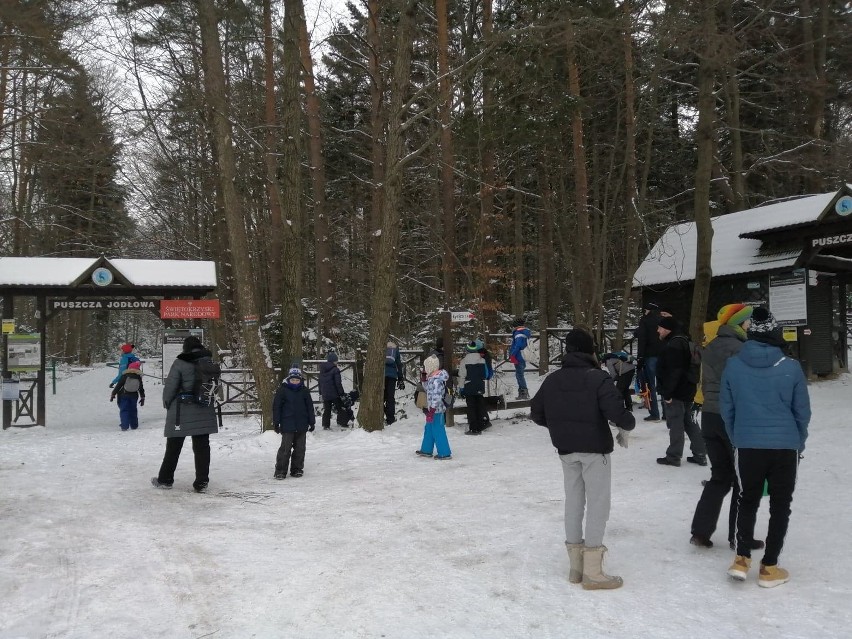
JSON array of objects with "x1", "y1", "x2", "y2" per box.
[
  {"x1": 308, "y1": 424, "x2": 315, "y2": 432},
  {"x1": 636, "y1": 358, "x2": 644, "y2": 370},
  {"x1": 109, "y1": 383, "x2": 115, "y2": 389},
  {"x1": 139, "y1": 397, "x2": 145, "y2": 406},
  {"x1": 274, "y1": 425, "x2": 281, "y2": 434},
  {"x1": 396, "y1": 379, "x2": 405, "y2": 390},
  {"x1": 110, "y1": 396, "x2": 115, "y2": 402}
]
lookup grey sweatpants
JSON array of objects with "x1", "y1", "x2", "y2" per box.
[
  {"x1": 560, "y1": 452, "x2": 612, "y2": 547},
  {"x1": 664, "y1": 398, "x2": 706, "y2": 461}
]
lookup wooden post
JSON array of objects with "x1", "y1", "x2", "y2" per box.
[
  {"x1": 539, "y1": 327, "x2": 549, "y2": 375},
  {"x1": 442, "y1": 310, "x2": 454, "y2": 426},
  {"x1": 2, "y1": 295, "x2": 11, "y2": 429}
]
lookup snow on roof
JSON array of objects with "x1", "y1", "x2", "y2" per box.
[
  {"x1": 0, "y1": 257, "x2": 217, "y2": 288},
  {"x1": 633, "y1": 191, "x2": 840, "y2": 287}
]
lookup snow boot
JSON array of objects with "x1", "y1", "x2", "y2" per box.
[
  {"x1": 727, "y1": 555, "x2": 751, "y2": 581},
  {"x1": 516, "y1": 388, "x2": 529, "y2": 400},
  {"x1": 581, "y1": 546, "x2": 623, "y2": 590},
  {"x1": 150, "y1": 477, "x2": 172, "y2": 490},
  {"x1": 758, "y1": 564, "x2": 789, "y2": 588},
  {"x1": 565, "y1": 541, "x2": 584, "y2": 584}
]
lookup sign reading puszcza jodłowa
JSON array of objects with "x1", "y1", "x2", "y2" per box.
[
  {"x1": 49, "y1": 299, "x2": 158, "y2": 310},
  {"x1": 810, "y1": 233, "x2": 852, "y2": 248}
]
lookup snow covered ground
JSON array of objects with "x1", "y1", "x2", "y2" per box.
[{"x1": 1, "y1": 364, "x2": 850, "y2": 639}]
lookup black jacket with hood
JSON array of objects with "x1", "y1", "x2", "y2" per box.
[{"x1": 530, "y1": 352, "x2": 635, "y2": 455}]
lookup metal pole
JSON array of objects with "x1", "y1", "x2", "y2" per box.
[{"x1": 52, "y1": 358, "x2": 56, "y2": 395}]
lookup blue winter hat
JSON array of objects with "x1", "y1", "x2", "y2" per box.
[
  {"x1": 287, "y1": 367, "x2": 303, "y2": 380},
  {"x1": 326, "y1": 351, "x2": 339, "y2": 362}
]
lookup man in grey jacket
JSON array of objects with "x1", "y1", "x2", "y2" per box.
[
  {"x1": 690, "y1": 304, "x2": 763, "y2": 551},
  {"x1": 151, "y1": 336, "x2": 219, "y2": 492}
]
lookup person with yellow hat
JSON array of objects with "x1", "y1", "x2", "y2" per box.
[{"x1": 690, "y1": 303, "x2": 764, "y2": 551}]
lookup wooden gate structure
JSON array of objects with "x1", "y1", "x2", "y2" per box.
[{"x1": 0, "y1": 256, "x2": 217, "y2": 428}]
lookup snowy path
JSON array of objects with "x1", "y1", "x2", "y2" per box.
[{"x1": 0, "y1": 364, "x2": 850, "y2": 638}]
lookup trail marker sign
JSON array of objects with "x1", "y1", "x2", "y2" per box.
[{"x1": 449, "y1": 311, "x2": 475, "y2": 323}]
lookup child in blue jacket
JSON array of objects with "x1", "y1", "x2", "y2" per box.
[
  {"x1": 509, "y1": 318, "x2": 531, "y2": 399},
  {"x1": 272, "y1": 368, "x2": 316, "y2": 479}
]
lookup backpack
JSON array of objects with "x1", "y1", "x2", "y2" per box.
[
  {"x1": 192, "y1": 357, "x2": 221, "y2": 407},
  {"x1": 674, "y1": 336, "x2": 702, "y2": 385},
  {"x1": 123, "y1": 375, "x2": 140, "y2": 394}
]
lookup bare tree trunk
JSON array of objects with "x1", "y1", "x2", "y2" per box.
[
  {"x1": 475, "y1": 0, "x2": 498, "y2": 334},
  {"x1": 296, "y1": 0, "x2": 333, "y2": 337},
  {"x1": 690, "y1": 4, "x2": 718, "y2": 343},
  {"x1": 538, "y1": 153, "x2": 554, "y2": 374},
  {"x1": 437, "y1": 0, "x2": 456, "y2": 305},
  {"x1": 512, "y1": 174, "x2": 524, "y2": 318},
  {"x1": 196, "y1": 0, "x2": 276, "y2": 427},
  {"x1": 565, "y1": 16, "x2": 594, "y2": 326},
  {"x1": 800, "y1": 0, "x2": 829, "y2": 192},
  {"x1": 280, "y1": 0, "x2": 305, "y2": 366},
  {"x1": 262, "y1": 0, "x2": 283, "y2": 308},
  {"x1": 358, "y1": 0, "x2": 418, "y2": 432},
  {"x1": 366, "y1": 0, "x2": 384, "y2": 256},
  {"x1": 615, "y1": 0, "x2": 640, "y2": 349}
]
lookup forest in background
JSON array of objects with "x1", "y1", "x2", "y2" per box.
[{"x1": 1, "y1": 0, "x2": 850, "y2": 428}]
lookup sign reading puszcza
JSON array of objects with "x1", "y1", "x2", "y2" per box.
[
  {"x1": 50, "y1": 299, "x2": 158, "y2": 310},
  {"x1": 810, "y1": 233, "x2": 852, "y2": 248}
]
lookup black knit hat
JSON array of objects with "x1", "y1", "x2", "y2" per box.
[
  {"x1": 564, "y1": 329, "x2": 595, "y2": 355},
  {"x1": 183, "y1": 336, "x2": 203, "y2": 353},
  {"x1": 658, "y1": 316, "x2": 678, "y2": 331},
  {"x1": 747, "y1": 307, "x2": 778, "y2": 334}
]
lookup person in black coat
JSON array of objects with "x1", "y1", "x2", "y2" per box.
[
  {"x1": 655, "y1": 316, "x2": 706, "y2": 467},
  {"x1": 635, "y1": 301, "x2": 664, "y2": 421},
  {"x1": 318, "y1": 352, "x2": 348, "y2": 429},
  {"x1": 272, "y1": 367, "x2": 316, "y2": 479},
  {"x1": 530, "y1": 329, "x2": 635, "y2": 590}
]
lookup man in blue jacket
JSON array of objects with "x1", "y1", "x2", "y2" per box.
[
  {"x1": 509, "y1": 318, "x2": 531, "y2": 400},
  {"x1": 720, "y1": 307, "x2": 810, "y2": 588}
]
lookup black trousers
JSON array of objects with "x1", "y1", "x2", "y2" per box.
[
  {"x1": 322, "y1": 398, "x2": 345, "y2": 428},
  {"x1": 614, "y1": 372, "x2": 633, "y2": 411},
  {"x1": 464, "y1": 394, "x2": 488, "y2": 431},
  {"x1": 384, "y1": 377, "x2": 396, "y2": 423},
  {"x1": 158, "y1": 435, "x2": 210, "y2": 488},
  {"x1": 734, "y1": 448, "x2": 798, "y2": 565},
  {"x1": 691, "y1": 412, "x2": 737, "y2": 542},
  {"x1": 276, "y1": 431, "x2": 307, "y2": 475}
]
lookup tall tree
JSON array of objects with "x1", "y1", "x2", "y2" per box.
[
  {"x1": 196, "y1": 0, "x2": 276, "y2": 424},
  {"x1": 358, "y1": 0, "x2": 418, "y2": 431}
]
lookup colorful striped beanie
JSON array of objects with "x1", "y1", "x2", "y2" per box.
[{"x1": 717, "y1": 303, "x2": 753, "y2": 327}]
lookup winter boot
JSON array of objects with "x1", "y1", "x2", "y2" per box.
[
  {"x1": 758, "y1": 564, "x2": 790, "y2": 588},
  {"x1": 581, "y1": 546, "x2": 623, "y2": 590},
  {"x1": 565, "y1": 541, "x2": 584, "y2": 584},
  {"x1": 517, "y1": 388, "x2": 530, "y2": 400},
  {"x1": 727, "y1": 555, "x2": 751, "y2": 581}
]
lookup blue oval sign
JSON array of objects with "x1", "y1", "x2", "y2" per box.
[
  {"x1": 836, "y1": 195, "x2": 852, "y2": 216},
  {"x1": 91, "y1": 267, "x2": 114, "y2": 287}
]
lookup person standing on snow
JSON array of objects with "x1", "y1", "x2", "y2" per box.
[
  {"x1": 383, "y1": 340, "x2": 404, "y2": 425},
  {"x1": 318, "y1": 352, "x2": 349, "y2": 430},
  {"x1": 110, "y1": 359, "x2": 145, "y2": 431},
  {"x1": 655, "y1": 316, "x2": 707, "y2": 467},
  {"x1": 690, "y1": 303, "x2": 764, "y2": 553},
  {"x1": 272, "y1": 367, "x2": 316, "y2": 479},
  {"x1": 110, "y1": 343, "x2": 139, "y2": 388},
  {"x1": 415, "y1": 355, "x2": 452, "y2": 460},
  {"x1": 152, "y1": 336, "x2": 218, "y2": 492},
  {"x1": 458, "y1": 339, "x2": 492, "y2": 435},
  {"x1": 530, "y1": 328, "x2": 635, "y2": 590},
  {"x1": 635, "y1": 302, "x2": 664, "y2": 421},
  {"x1": 508, "y1": 317, "x2": 531, "y2": 400},
  {"x1": 721, "y1": 307, "x2": 810, "y2": 588}
]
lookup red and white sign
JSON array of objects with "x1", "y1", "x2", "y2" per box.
[{"x1": 160, "y1": 299, "x2": 220, "y2": 319}]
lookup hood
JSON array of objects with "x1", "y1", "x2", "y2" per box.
[
  {"x1": 716, "y1": 324, "x2": 746, "y2": 342},
  {"x1": 560, "y1": 351, "x2": 598, "y2": 369},
  {"x1": 319, "y1": 361, "x2": 337, "y2": 373},
  {"x1": 737, "y1": 340, "x2": 786, "y2": 368},
  {"x1": 178, "y1": 347, "x2": 212, "y2": 363}
]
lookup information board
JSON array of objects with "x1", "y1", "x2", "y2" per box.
[
  {"x1": 768, "y1": 269, "x2": 807, "y2": 327},
  {"x1": 162, "y1": 328, "x2": 204, "y2": 380}
]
